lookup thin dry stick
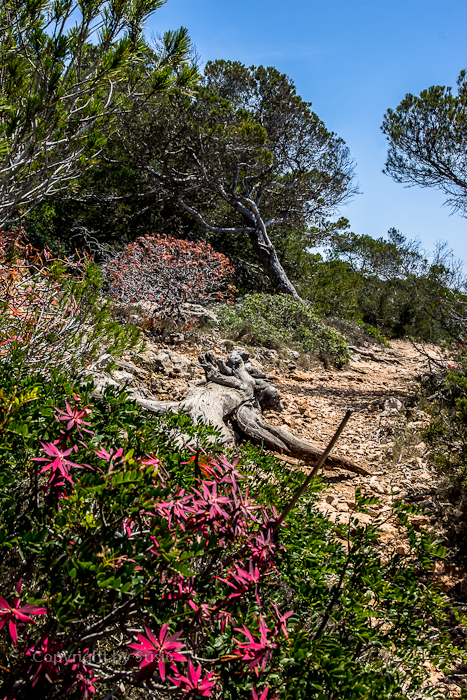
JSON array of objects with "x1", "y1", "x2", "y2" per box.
[{"x1": 272, "y1": 409, "x2": 354, "y2": 535}]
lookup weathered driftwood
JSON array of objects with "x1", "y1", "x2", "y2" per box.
[{"x1": 137, "y1": 348, "x2": 368, "y2": 477}]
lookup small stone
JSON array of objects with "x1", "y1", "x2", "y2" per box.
[
  {"x1": 351, "y1": 512, "x2": 373, "y2": 528},
  {"x1": 408, "y1": 514, "x2": 430, "y2": 528},
  {"x1": 336, "y1": 502, "x2": 349, "y2": 512},
  {"x1": 395, "y1": 544, "x2": 410, "y2": 555},
  {"x1": 369, "y1": 476, "x2": 387, "y2": 495},
  {"x1": 92, "y1": 353, "x2": 113, "y2": 370},
  {"x1": 384, "y1": 397, "x2": 403, "y2": 411},
  {"x1": 290, "y1": 371, "x2": 313, "y2": 382},
  {"x1": 180, "y1": 303, "x2": 218, "y2": 325},
  {"x1": 111, "y1": 370, "x2": 135, "y2": 385},
  {"x1": 114, "y1": 358, "x2": 148, "y2": 376}
]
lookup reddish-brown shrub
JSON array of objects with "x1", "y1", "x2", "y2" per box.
[
  {"x1": 0, "y1": 230, "x2": 140, "y2": 372},
  {"x1": 105, "y1": 234, "x2": 235, "y2": 330}
]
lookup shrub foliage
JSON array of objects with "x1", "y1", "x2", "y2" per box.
[
  {"x1": 217, "y1": 293, "x2": 350, "y2": 366},
  {"x1": 0, "y1": 231, "x2": 140, "y2": 373},
  {"x1": 0, "y1": 362, "x2": 457, "y2": 699},
  {"x1": 105, "y1": 234, "x2": 235, "y2": 333}
]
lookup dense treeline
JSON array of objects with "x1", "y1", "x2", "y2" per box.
[{"x1": 9, "y1": 46, "x2": 463, "y2": 341}]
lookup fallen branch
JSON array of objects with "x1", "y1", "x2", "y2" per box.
[
  {"x1": 126, "y1": 348, "x2": 367, "y2": 476},
  {"x1": 273, "y1": 410, "x2": 354, "y2": 535}
]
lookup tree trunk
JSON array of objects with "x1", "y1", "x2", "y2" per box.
[
  {"x1": 247, "y1": 228, "x2": 301, "y2": 299},
  {"x1": 134, "y1": 348, "x2": 368, "y2": 477}
]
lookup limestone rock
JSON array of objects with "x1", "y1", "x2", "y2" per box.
[
  {"x1": 383, "y1": 397, "x2": 403, "y2": 416},
  {"x1": 408, "y1": 514, "x2": 430, "y2": 529},
  {"x1": 289, "y1": 370, "x2": 314, "y2": 383},
  {"x1": 134, "y1": 348, "x2": 187, "y2": 376},
  {"x1": 181, "y1": 303, "x2": 218, "y2": 325},
  {"x1": 111, "y1": 370, "x2": 135, "y2": 385}
]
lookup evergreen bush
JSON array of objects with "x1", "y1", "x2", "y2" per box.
[
  {"x1": 0, "y1": 366, "x2": 459, "y2": 699},
  {"x1": 217, "y1": 294, "x2": 350, "y2": 366}
]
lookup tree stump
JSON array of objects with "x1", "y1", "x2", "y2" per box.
[{"x1": 136, "y1": 348, "x2": 368, "y2": 476}]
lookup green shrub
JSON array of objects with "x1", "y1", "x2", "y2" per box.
[
  {"x1": 323, "y1": 317, "x2": 390, "y2": 348},
  {"x1": 217, "y1": 293, "x2": 350, "y2": 367},
  {"x1": 424, "y1": 351, "x2": 467, "y2": 556},
  {"x1": 0, "y1": 364, "x2": 461, "y2": 699}
]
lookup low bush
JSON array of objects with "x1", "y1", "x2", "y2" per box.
[
  {"x1": 324, "y1": 318, "x2": 390, "y2": 348},
  {"x1": 424, "y1": 351, "x2": 467, "y2": 557},
  {"x1": 105, "y1": 234, "x2": 235, "y2": 335},
  {"x1": 0, "y1": 231, "x2": 140, "y2": 375},
  {"x1": 0, "y1": 359, "x2": 460, "y2": 699},
  {"x1": 216, "y1": 293, "x2": 350, "y2": 367}
]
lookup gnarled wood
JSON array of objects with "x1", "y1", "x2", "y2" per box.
[{"x1": 133, "y1": 348, "x2": 368, "y2": 476}]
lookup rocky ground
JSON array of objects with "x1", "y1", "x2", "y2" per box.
[{"x1": 90, "y1": 333, "x2": 467, "y2": 695}]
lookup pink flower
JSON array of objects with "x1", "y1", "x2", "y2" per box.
[
  {"x1": 217, "y1": 561, "x2": 262, "y2": 606},
  {"x1": 271, "y1": 603, "x2": 293, "y2": 638},
  {"x1": 0, "y1": 579, "x2": 46, "y2": 645},
  {"x1": 164, "y1": 575, "x2": 196, "y2": 602},
  {"x1": 153, "y1": 491, "x2": 192, "y2": 529},
  {"x1": 170, "y1": 660, "x2": 216, "y2": 697},
  {"x1": 251, "y1": 685, "x2": 271, "y2": 700},
  {"x1": 26, "y1": 637, "x2": 63, "y2": 686},
  {"x1": 248, "y1": 529, "x2": 276, "y2": 566},
  {"x1": 93, "y1": 446, "x2": 124, "y2": 464},
  {"x1": 141, "y1": 454, "x2": 162, "y2": 468},
  {"x1": 233, "y1": 617, "x2": 277, "y2": 676},
  {"x1": 65, "y1": 658, "x2": 98, "y2": 699},
  {"x1": 54, "y1": 400, "x2": 92, "y2": 435},
  {"x1": 193, "y1": 481, "x2": 232, "y2": 521},
  {"x1": 122, "y1": 518, "x2": 135, "y2": 537},
  {"x1": 32, "y1": 440, "x2": 82, "y2": 487},
  {"x1": 127, "y1": 623, "x2": 186, "y2": 681}
]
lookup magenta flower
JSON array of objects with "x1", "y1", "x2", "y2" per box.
[
  {"x1": 141, "y1": 454, "x2": 162, "y2": 468},
  {"x1": 170, "y1": 660, "x2": 216, "y2": 697},
  {"x1": 153, "y1": 491, "x2": 192, "y2": 529},
  {"x1": 248, "y1": 529, "x2": 276, "y2": 566},
  {"x1": 32, "y1": 440, "x2": 82, "y2": 486},
  {"x1": 233, "y1": 617, "x2": 277, "y2": 676},
  {"x1": 271, "y1": 603, "x2": 293, "y2": 638},
  {"x1": 218, "y1": 561, "x2": 262, "y2": 606},
  {"x1": 188, "y1": 601, "x2": 212, "y2": 620},
  {"x1": 251, "y1": 685, "x2": 271, "y2": 700},
  {"x1": 54, "y1": 400, "x2": 92, "y2": 435},
  {"x1": 26, "y1": 637, "x2": 63, "y2": 686},
  {"x1": 65, "y1": 659, "x2": 98, "y2": 699},
  {"x1": 0, "y1": 579, "x2": 46, "y2": 645},
  {"x1": 149, "y1": 535, "x2": 161, "y2": 556},
  {"x1": 93, "y1": 446, "x2": 124, "y2": 464},
  {"x1": 122, "y1": 518, "x2": 135, "y2": 537},
  {"x1": 193, "y1": 481, "x2": 232, "y2": 521},
  {"x1": 127, "y1": 623, "x2": 186, "y2": 681},
  {"x1": 164, "y1": 575, "x2": 196, "y2": 602},
  {"x1": 217, "y1": 608, "x2": 234, "y2": 633}
]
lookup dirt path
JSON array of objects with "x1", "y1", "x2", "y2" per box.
[
  {"x1": 121, "y1": 337, "x2": 442, "y2": 547},
  {"x1": 264, "y1": 339, "x2": 435, "y2": 535}
]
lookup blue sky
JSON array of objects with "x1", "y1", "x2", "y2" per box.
[{"x1": 146, "y1": 0, "x2": 467, "y2": 262}]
